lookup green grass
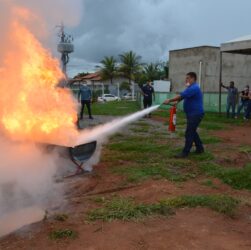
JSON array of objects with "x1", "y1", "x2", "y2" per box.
[
  {"x1": 239, "y1": 145, "x2": 251, "y2": 154},
  {"x1": 130, "y1": 126, "x2": 151, "y2": 133},
  {"x1": 96, "y1": 102, "x2": 247, "y2": 192},
  {"x1": 49, "y1": 229, "x2": 78, "y2": 240},
  {"x1": 112, "y1": 164, "x2": 192, "y2": 183},
  {"x1": 108, "y1": 140, "x2": 168, "y2": 153},
  {"x1": 161, "y1": 195, "x2": 238, "y2": 216},
  {"x1": 200, "y1": 122, "x2": 224, "y2": 131},
  {"x1": 104, "y1": 132, "x2": 214, "y2": 184},
  {"x1": 92, "y1": 100, "x2": 139, "y2": 116},
  {"x1": 87, "y1": 195, "x2": 239, "y2": 221},
  {"x1": 176, "y1": 130, "x2": 221, "y2": 145},
  {"x1": 201, "y1": 179, "x2": 218, "y2": 189},
  {"x1": 189, "y1": 151, "x2": 215, "y2": 161},
  {"x1": 200, "y1": 134, "x2": 222, "y2": 144},
  {"x1": 200, "y1": 163, "x2": 251, "y2": 190}
]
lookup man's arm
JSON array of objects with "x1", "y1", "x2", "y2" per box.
[
  {"x1": 78, "y1": 89, "x2": 81, "y2": 102},
  {"x1": 89, "y1": 88, "x2": 92, "y2": 101},
  {"x1": 141, "y1": 86, "x2": 147, "y2": 96},
  {"x1": 221, "y1": 83, "x2": 229, "y2": 89},
  {"x1": 163, "y1": 95, "x2": 182, "y2": 105}
]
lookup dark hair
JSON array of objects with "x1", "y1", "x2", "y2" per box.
[{"x1": 186, "y1": 72, "x2": 197, "y2": 81}]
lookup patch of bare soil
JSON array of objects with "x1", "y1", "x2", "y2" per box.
[{"x1": 214, "y1": 124, "x2": 251, "y2": 146}]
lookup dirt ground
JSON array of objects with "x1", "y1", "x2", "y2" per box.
[
  {"x1": 214, "y1": 125, "x2": 251, "y2": 146},
  {"x1": 0, "y1": 119, "x2": 251, "y2": 250}
]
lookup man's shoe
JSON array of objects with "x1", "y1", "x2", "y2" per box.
[
  {"x1": 195, "y1": 149, "x2": 204, "y2": 154},
  {"x1": 89, "y1": 116, "x2": 94, "y2": 120},
  {"x1": 174, "y1": 152, "x2": 188, "y2": 159}
]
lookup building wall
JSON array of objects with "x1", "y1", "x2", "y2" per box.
[{"x1": 169, "y1": 46, "x2": 251, "y2": 93}]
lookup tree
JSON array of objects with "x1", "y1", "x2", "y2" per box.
[
  {"x1": 158, "y1": 61, "x2": 169, "y2": 79},
  {"x1": 143, "y1": 63, "x2": 161, "y2": 81},
  {"x1": 119, "y1": 51, "x2": 142, "y2": 85},
  {"x1": 74, "y1": 72, "x2": 89, "y2": 79},
  {"x1": 100, "y1": 56, "x2": 117, "y2": 84}
]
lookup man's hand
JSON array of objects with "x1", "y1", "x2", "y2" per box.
[{"x1": 163, "y1": 99, "x2": 171, "y2": 105}]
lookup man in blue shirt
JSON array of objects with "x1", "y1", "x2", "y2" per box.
[
  {"x1": 78, "y1": 81, "x2": 93, "y2": 120},
  {"x1": 164, "y1": 72, "x2": 204, "y2": 158}
]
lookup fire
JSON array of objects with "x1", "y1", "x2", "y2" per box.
[{"x1": 0, "y1": 9, "x2": 79, "y2": 146}]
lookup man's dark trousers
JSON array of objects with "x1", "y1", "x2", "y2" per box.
[
  {"x1": 143, "y1": 98, "x2": 152, "y2": 109},
  {"x1": 80, "y1": 100, "x2": 92, "y2": 119},
  {"x1": 183, "y1": 114, "x2": 204, "y2": 155},
  {"x1": 245, "y1": 100, "x2": 251, "y2": 119},
  {"x1": 226, "y1": 102, "x2": 236, "y2": 118}
]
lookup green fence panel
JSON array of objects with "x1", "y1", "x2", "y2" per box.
[{"x1": 139, "y1": 92, "x2": 228, "y2": 112}]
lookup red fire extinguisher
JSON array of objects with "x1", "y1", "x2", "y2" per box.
[{"x1": 168, "y1": 105, "x2": 176, "y2": 132}]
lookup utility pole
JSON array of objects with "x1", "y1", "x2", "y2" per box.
[{"x1": 57, "y1": 23, "x2": 74, "y2": 77}]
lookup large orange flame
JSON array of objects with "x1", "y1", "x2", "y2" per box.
[{"x1": 0, "y1": 8, "x2": 79, "y2": 146}]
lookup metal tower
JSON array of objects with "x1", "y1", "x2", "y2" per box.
[{"x1": 57, "y1": 24, "x2": 74, "y2": 76}]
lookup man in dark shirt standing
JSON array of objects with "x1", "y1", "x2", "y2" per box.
[
  {"x1": 164, "y1": 72, "x2": 204, "y2": 158},
  {"x1": 236, "y1": 85, "x2": 249, "y2": 118},
  {"x1": 141, "y1": 80, "x2": 155, "y2": 117},
  {"x1": 244, "y1": 90, "x2": 251, "y2": 120},
  {"x1": 221, "y1": 81, "x2": 238, "y2": 118},
  {"x1": 78, "y1": 81, "x2": 93, "y2": 120}
]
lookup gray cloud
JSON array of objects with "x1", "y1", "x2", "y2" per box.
[
  {"x1": 73, "y1": 0, "x2": 186, "y2": 64},
  {"x1": 2, "y1": 0, "x2": 251, "y2": 77},
  {"x1": 69, "y1": 0, "x2": 251, "y2": 76}
]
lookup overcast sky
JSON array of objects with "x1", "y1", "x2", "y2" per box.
[
  {"x1": 3, "y1": 0, "x2": 251, "y2": 77},
  {"x1": 65, "y1": 0, "x2": 251, "y2": 77}
]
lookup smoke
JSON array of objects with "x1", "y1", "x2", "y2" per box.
[
  {"x1": 0, "y1": 135, "x2": 63, "y2": 237},
  {"x1": 77, "y1": 105, "x2": 160, "y2": 145}
]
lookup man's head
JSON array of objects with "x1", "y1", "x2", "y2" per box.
[
  {"x1": 147, "y1": 80, "x2": 151, "y2": 85},
  {"x1": 245, "y1": 85, "x2": 249, "y2": 91},
  {"x1": 81, "y1": 81, "x2": 87, "y2": 86},
  {"x1": 186, "y1": 72, "x2": 197, "y2": 85},
  {"x1": 230, "y1": 81, "x2": 235, "y2": 88}
]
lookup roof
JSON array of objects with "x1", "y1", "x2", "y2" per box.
[
  {"x1": 221, "y1": 35, "x2": 251, "y2": 55},
  {"x1": 71, "y1": 72, "x2": 102, "y2": 83},
  {"x1": 226, "y1": 35, "x2": 251, "y2": 43},
  {"x1": 170, "y1": 45, "x2": 220, "y2": 53}
]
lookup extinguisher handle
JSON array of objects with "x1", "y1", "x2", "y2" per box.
[{"x1": 163, "y1": 103, "x2": 176, "y2": 107}]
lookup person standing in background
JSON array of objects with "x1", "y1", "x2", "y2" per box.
[
  {"x1": 78, "y1": 81, "x2": 93, "y2": 120},
  {"x1": 236, "y1": 85, "x2": 249, "y2": 118},
  {"x1": 244, "y1": 90, "x2": 251, "y2": 120},
  {"x1": 141, "y1": 80, "x2": 155, "y2": 117},
  {"x1": 221, "y1": 81, "x2": 238, "y2": 118}
]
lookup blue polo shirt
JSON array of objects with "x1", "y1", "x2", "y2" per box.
[{"x1": 180, "y1": 83, "x2": 204, "y2": 116}]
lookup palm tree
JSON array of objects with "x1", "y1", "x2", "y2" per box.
[
  {"x1": 100, "y1": 56, "x2": 117, "y2": 84},
  {"x1": 119, "y1": 51, "x2": 142, "y2": 85},
  {"x1": 143, "y1": 63, "x2": 161, "y2": 81}
]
